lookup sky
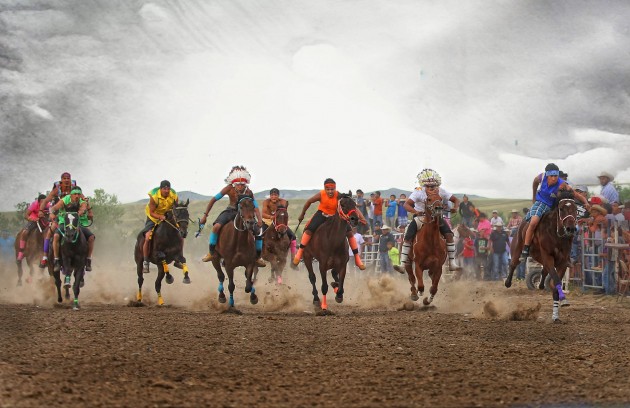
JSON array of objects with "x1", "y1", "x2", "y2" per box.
[{"x1": 1, "y1": 0, "x2": 629, "y2": 210}]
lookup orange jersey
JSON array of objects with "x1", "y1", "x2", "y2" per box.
[{"x1": 317, "y1": 190, "x2": 338, "y2": 215}]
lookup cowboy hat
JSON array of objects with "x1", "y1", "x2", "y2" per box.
[
  {"x1": 511, "y1": 209, "x2": 518, "y2": 213},
  {"x1": 598, "y1": 171, "x2": 614, "y2": 181},
  {"x1": 590, "y1": 205, "x2": 608, "y2": 215},
  {"x1": 381, "y1": 225, "x2": 391, "y2": 230}
]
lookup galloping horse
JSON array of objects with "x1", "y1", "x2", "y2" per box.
[
  {"x1": 134, "y1": 200, "x2": 190, "y2": 306},
  {"x1": 14, "y1": 218, "x2": 48, "y2": 286},
  {"x1": 211, "y1": 195, "x2": 259, "y2": 308},
  {"x1": 262, "y1": 206, "x2": 291, "y2": 284},
  {"x1": 303, "y1": 194, "x2": 359, "y2": 312},
  {"x1": 402, "y1": 191, "x2": 447, "y2": 305},
  {"x1": 505, "y1": 190, "x2": 577, "y2": 321},
  {"x1": 54, "y1": 212, "x2": 88, "y2": 310}
]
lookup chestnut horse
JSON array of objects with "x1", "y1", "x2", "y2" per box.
[
  {"x1": 134, "y1": 200, "x2": 190, "y2": 306},
  {"x1": 262, "y1": 206, "x2": 291, "y2": 284},
  {"x1": 303, "y1": 194, "x2": 359, "y2": 312},
  {"x1": 14, "y1": 218, "x2": 48, "y2": 286},
  {"x1": 505, "y1": 190, "x2": 577, "y2": 321},
  {"x1": 211, "y1": 195, "x2": 259, "y2": 308},
  {"x1": 403, "y1": 191, "x2": 447, "y2": 305}
]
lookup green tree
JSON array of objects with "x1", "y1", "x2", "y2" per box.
[
  {"x1": 87, "y1": 189, "x2": 125, "y2": 232},
  {"x1": 618, "y1": 185, "x2": 630, "y2": 204}
]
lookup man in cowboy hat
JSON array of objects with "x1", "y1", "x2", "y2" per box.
[{"x1": 597, "y1": 171, "x2": 619, "y2": 204}]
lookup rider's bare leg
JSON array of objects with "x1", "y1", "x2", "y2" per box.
[{"x1": 202, "y1": 223, "x2": 221, "y2": 262}]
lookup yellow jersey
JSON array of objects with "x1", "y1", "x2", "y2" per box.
[{"x1": 145, "y1": 187, "x2": 179, "y2": 222}]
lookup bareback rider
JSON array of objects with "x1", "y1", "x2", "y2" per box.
[
  {"x1": 292, "y1": 178, "x2": 366, "y2": 270},
  {"x1": 393, "y1": 169, "x2": 461, "y2": 273},
  {"x1": 518, "y1": 163, "x2": 589, "y2": 262},
  {"x1": 48, "y1": 186, "x2": 89, "y2": 281},
  {"x1": 39, "y1": 172, "x2": 76, "y2": 268},
  {"x1": 16, "y1": 194, "x2": 47, "y2": 263},
  {"x1": 200, "y1": 166, "x2": 266, "y2": 267},
  {"x1": 261, "y1": 188, "x2": 297, "y2": 260},
  {"x1": 141, "y1": 180, "x2": 181, "y2": 274}
]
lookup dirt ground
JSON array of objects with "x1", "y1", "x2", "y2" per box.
[{"x1": 1, "y1": 260, "x2": 630, "y2": 408}]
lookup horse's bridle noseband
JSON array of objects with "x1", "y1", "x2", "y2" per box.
[
  {"x1": 425, "y1": 197, "x2": 443, "y2": 223},
  {"x1": 556, "y1": 198, "x2": 577, "y2": 238},
  {"x1": 337, "y1": 198, "x2": 358, "y2": 224}
]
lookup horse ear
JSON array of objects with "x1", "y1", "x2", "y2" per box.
[
  {"x1": 348, "y1": 190, "x2": 353, "y2": 196},
  {"x1": 185, "y1": 198, "x2": 189, "y2": 206}
]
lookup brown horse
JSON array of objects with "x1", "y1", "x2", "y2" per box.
[
  {"x1": 211, "y1": 195, "x2": 259, "y2": 309},
  {"x1": 303, "y1": 194, "x2": 359, "y2": 312},
  {"x1": 505, "y1": 190, "x2": 577, "y2": 321},
  {"x1": 14, "y1": 218, "x2": 48, "y2": 286},
  {"x1": 262, "y1": 206, "x2": 291, "y2": 284},
  {"x1": 402, "y1": 191, "x2": 447, "y2": 305},
  {"x1": 134, "y1": 200, "x2": 190, "y2": 306}
]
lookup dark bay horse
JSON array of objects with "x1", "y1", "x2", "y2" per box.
[
  {"x1": 262, "y1": 206, "x2": 291, "y2": 284},
  {"x1": 212, "y1": 195, "x2": 259, "y2": 309},
  {"x1": 303, "y1": 194, "x2": 359, "y2": 312},
  {"x1": 505, "y1": 191, "x2": 577, "y2": 321},
  {"x1": 54, "y1": 212, "x2": 88, "y2": 310},
  {"x1": 14, "y1": 218, "x2": 48, "y2": 286},
  {"x1": 134, "y1": 200, "x2": 190, "y2": 306},
  {"x1": 402, "y1": 191, "x2": 447, "y2": 305}
]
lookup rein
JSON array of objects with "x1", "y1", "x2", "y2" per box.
[
  {"x1": 337, "y1": 199, "x2": 357, "y2": 223},
  {"x1": 57, "y1": 212, "x2": 81, "y2": 244},
  {"x1": 160, "y1": 206, "x2": 189, "y2": 233},
  {"x1": 425, "y1": 197, "x2": 443, "y2": 223},
  {"x1": 272, "y1": 208, "x2": 288, "y2": 232},
  {"x1": 234, "y1": 196, "x2": 255, "y2": 232}
]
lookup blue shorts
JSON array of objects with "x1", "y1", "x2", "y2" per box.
[{"x1": 525, "y1": 201, "x2": 551, "y2": 221}]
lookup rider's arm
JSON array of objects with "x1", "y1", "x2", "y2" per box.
[
  {"x1": 40, "y1": 187, "x2": 57, "y2": 213},
  {"x1": 78, "y1": 200, "x2": 88, "y2": 217},
  {"x1": 298, "y1": 193, "x2": 321, "y2": 222},
  {"x1": 403, "y1": 198, "x2": 416, "y2": 215},
  {"x1": 261, "y1": 200, "x2": 273, "y2": 220},
  {"x1": 48, "y1": 200, "x2": 63, "y2": 220},
  {"x1": 531, "y1": 175, "x2": 542, "y2": 203},
  {"x1": 253, "y1": 199, "x2": 263, "y2": 227},
  {"x1": 148, "y1": 197, "x2": 165, "y2": 222},
  {"x1": 200, "y1": 185, "x2": 231, "y2": 223}
]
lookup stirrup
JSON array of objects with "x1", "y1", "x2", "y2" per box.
[{"x1": 201, "y1": 253, "x2": 213, "y2": 262}]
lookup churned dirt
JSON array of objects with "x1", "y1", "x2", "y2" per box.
[{"x1": 1, "y1": 260, "x2": 630, "y2": 407}]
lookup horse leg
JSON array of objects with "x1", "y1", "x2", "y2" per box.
[
  {"x1": 227, "y1": 268, "x2": 236, "y2": 308},
  {"x1": 136, "y1": 260, "x2": 144, "y2": 302},
  {"x1": 53, "y1": 268, "x2": 62, "y2": 303},
  {"x1": 245, "y1": 266, "x2": 258, "y2": 305},
  {"x1": 161, "y1": 258, "x2": 174, "y2": 285},
  {"x1": 331, "y1": 269, "x2": 339, "y2": 294},
  {"x1": 155, "y1": 263, "x2": 166, "y2": 306},
  {"x1": 73, "y1": 267, "x2": 85, "y2": 310},
  {"x1": 180, "y1": 255, "x2": 191, "y2": 284},
  {"x1": 424, "y1": 266, "x2": 442, "y2": 306},
  {"x1": 407, "y1": 263, "x2": 419, "y2": 301},
  {"x1": 335, "y1": 266, "x2": 347, "y2": 304},
  {"x1": 305, "y1": 259, "x2": 320, "y2": 307},
  {"x1": 415, "y1": 261, "x2": 425, "y2": 300},
  {"x1": 212, "y1": 259, "x2": 226, "y2": 304},
  {"x1": 16, "y1": 261, "x2": 23, "y2": 287},
  {"x1": 319, "y1": 264, "x2": 329, "y2": 311}
]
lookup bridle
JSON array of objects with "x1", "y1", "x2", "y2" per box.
[
  {"x1": 57, "y1": 212, "x2": 81, "y2": 244},
  {"x1": 234, "y1": 196, "x2": 256, "y2": 232},
  {"x1": 337, "y1": 198, "x2": 358, "y2": 224},
  {"x1": 556, "y1": 198, "x2": 577, "y2": 238},
  {"x1": 425, "y1": 195, "x2": 444, "y2": 223},
  {"x1": 162, "y1": 205, "x2": 190, "y2": 237},
  {"x1": 272, "y1": 207, "x2": 289, "y2": 233}
]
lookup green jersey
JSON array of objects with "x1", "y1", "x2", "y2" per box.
[{"x1": 58, "y1": 196, "x2": 89, "y2": 227}]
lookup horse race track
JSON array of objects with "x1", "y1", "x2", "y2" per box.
[{"x1": 2, "y1": 265, "x2": 630, "y2": 407}]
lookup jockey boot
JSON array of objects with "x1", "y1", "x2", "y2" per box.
[
  {"x1": 293, "y1": 233, "x2": 312, "y2": 266},
  {"x1": 447, "y1": 243, "x2": 461, "y2": 271},
  {"x1": 202, "y1": 244, "x2": 216, "y2": 262},
  {"x1": 393, "y1": 242, "x2": 411, "y2": 274},
  {"x1": 519, "y1": 245, "x2": 530, "y2": 262},
  {"x1": 39, "y1": 256, "x2": 48, "y2": 269},
  {"x1": 347, "y1": 235, "x2": 365, "y2": 270},
  {"x1": 85, "y1": 258, "x2": 92, "y2": 272},
  {"x1": 53, "y1": 258, "x2": 61, "y2": 273},
  {"x1": 142, "y1": 260, "x2": 150, "y2": 274}
]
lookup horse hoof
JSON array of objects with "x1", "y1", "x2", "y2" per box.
[
  {"x1": 80, "y1": 279, "x2": 85, "y2": 288},
  {"x1": 422, "y1": 298, "x2": 431, "y2": 306},
  {"x1": 335, "y1": 295, "x2": 343, "y2": 304},
  {"x1": 16, "y1": 280, "x2": 22, "y2": 287},
  {"x1": 504, "y1": 279, "x2": 512, "y2": 288},
  {"x1": 165, "y1": 274, "x2": 174, "y2": 285},
  {"x1": 218, "y1": 293, "x2": 226, "y2": 304},
  {"x1": 183, "y1": 276, "x2": 191, "y2": 284},
  {"x1": 250, "y1": 294, "x2": 258, "y2": 305},
  {"x1": 331, "y1": 282, "x2": 338, "y2": 289},
  {"x1": 73, "y1": 306, "x2": 80, "y2": 311},
  {"x1": 410, "y1": 294, "x2": 419, "y2": 302},
  {"x1": 313, "y1": 300, "x2": 320, "y2": 307},
  {"x1": 560, "y1": 299, "x2": 570, "y2": 307}
]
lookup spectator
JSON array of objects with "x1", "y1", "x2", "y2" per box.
[
  {"x1": 489, "y1": 222, "x2": 509, "y2": 280},
  {"x1": 372, "y1": 191, "x2": 384, "y2": 229},
  {"x1": 477, "y1": 212, "x2": 492, "y2": 239},
  {"x1": 506, "y1": 209, "x2": 522, "y2": 241},
  {"x1": 385, "y1": 194, "x2": 397, "y2": 230},
  {"x1": 0, "y1": 229, "x2": 15, "y2": 263},
  {"x1": 474, "y1": 229, "x2": 489, "y2": 280},
  {"x1": 459, "y1": 195, "x2": 476, "y2": 227},
  {"x1": 571, "y1": 186, "x2": 590, "y2": 268},
  {"x1": 375, "y1": 225, "x2": 396, "y2": 273},
  {"x1": 624, "y1": 200, "x2": 630, "y2": 221},
  {"x1": 461, "y1": 230, "x2": 476, "y2": 278},
  {"x1": 366, "y1": 193, "x2": 375, "y2": 233},
  {"x1": 598, "y1": 171, "x2": 619, "y2": 204},
  {"x1": 355, "y1": 189, "x2": 369, "y2": 235},
  {"x1": 388, "y1": 241, "x2": 400, "y2": 268},
  {"x1": 611, "y1": 202, "x2": 624, "y2": 223},
  {"x1": 490, "y1": 210, "x2": 504, "y2": 228},
  {"x1": 348, "y1": 226, "x2": 365, "y2": 268},
  {"x1": 588, "y1": 204, "x2": 608, "y2": 271},
  {"x1": 397, "y1": 193, "x2": 409, "y2": 230}
]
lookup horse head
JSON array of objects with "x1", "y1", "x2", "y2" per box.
[
  {"x1": 62, "y1": 212, "x2": 81, "y2": 243},
  {"x1": 236, "y1": 195, "x2": 257, "y2": 232},
  {"x1": 169, "y1": 199, "x2": 190, "y2": 238},
  {"x1": 273, "y1": 205, "x2": 289, "y2": 234},
  {"x1": 457, "y1": 223, "x2": 473, "y2": 238},
  {"x1": 555, "y1": 190, "x2": 577, "y2": 237},
  {"x1": 338, "y1": 194, "x2": 359, "y2": 227},
  {"x1": 425, "y1": 190, "x2": 444, "y2": 223}
]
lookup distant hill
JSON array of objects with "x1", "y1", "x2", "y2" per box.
[{"x1": 132, "y1": 189, "x2": 485, "y2": 204}]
